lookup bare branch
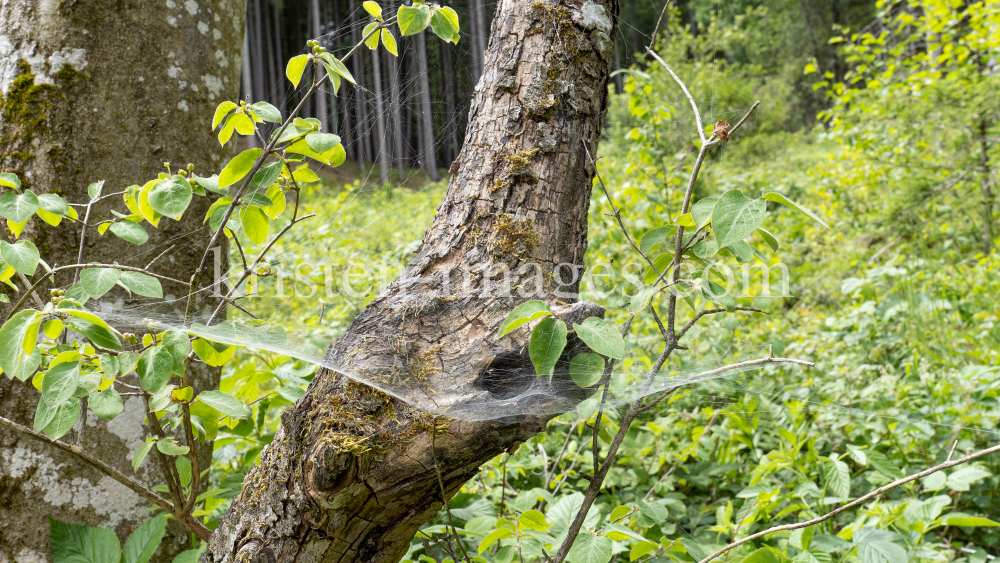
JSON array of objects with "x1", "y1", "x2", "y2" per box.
[
  {"x1": 697, "y1": 442, "x2": 1000, "y2": 563},
  {"x1": 645, "y1": 49, "x2": 705, "y2": 143}
]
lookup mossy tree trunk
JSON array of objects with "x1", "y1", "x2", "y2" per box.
[
  {"x1": 0, "y1": 0, "x2": 245, "y2": 560},
  {"x1": 204, "y1": 0, "x2": 619, "y2": 562}
]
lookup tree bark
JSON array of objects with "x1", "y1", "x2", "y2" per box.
[
  {"x1": 349, "y1": 0, "x2": 370, "y2": 167},
  {"x1": 440, "y1": 41, "x2": 459, "y2": 166},
  {"x1": 310, "y1": 0, "x2": 330, "y2": 132},
  {"x1": 389, "y1": 41, "x2": 405, "y2": 179},
  {"x1": 203, "y1": 0, "x2": 618, "y2": 562},
  {"x1": 414, "y1": 31, "x2": 440, "y2": 181},
  {"x1": 372, "y1": 48, "x2": 392, "y2": 185},
  {"x1": 0, "y1": 0, "x2": 245, "y2": 561}
]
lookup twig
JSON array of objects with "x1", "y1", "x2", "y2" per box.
[
  {"x1": 430, "y1": 417, "x2": 470, "y2": 563},
  {"x1": 645, "y1": 49, "x2": 705, "y2": 143},
  {"x1": 696, "y1": 442, "x2": 1000, "y2": 563}
]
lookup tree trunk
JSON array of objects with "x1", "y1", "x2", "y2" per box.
[
  {"x1": 0, "y1": 0, "x2": 245, "y2": 561},
  {"x1": 415, "y1": 31, "x2": 440, "y2": 181},
  {"x1": 310, "y1": 0, "x2": 329, "y2": 132},
  {"x1": 469, "y1": 0, "x2": 486, "y2": 84},
  {"x1": 372, "y1": 48, "x2": 392, "y2": 185},
  {"x1": 272, "y1": 0, "x2": 287, "y2": 118},
  {"x1": 252, "y1": 0, "x2": 267, "y2": 104},
  {"x1": 203, "y1": 0, "x2": 617, "y2": 561},
  {"x1": 440, "y1": 41, "x2": 459, "y2": 166},
  {"x1": 349, "y1": 0, "x2": 370, "y2": 167},
  {"x1": 389, "y1": 42, "x2": 405, "y2": 180}
]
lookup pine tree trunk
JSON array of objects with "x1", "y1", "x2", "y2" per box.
[
  {"x1": 203, "y1": 0, "x2": 618, "y2": 561},
  {"x1": 415, "y1": 31, "x2": 440, "y2": 180},
  {"x1": 272, "y1": 0, "x2": 287, "y2": 119},
  {"x1": 390, "y1": 42, "x2": 405, "y2": 179},
  {"x1": 349, "y1": 0, "x2": 370, "y2": 166},
  {"x1": 0, "y1": 0, "x2": 246, "y2": 560},
  {"x1": 310, "y1": 0, "x2": 330, "y2": 132},
  {"x1": 372, "y1": 48, "x2": 391, "y2": 185},
  {"x1": 440, "y1": 41, "x2": 460, "y2": 166}
]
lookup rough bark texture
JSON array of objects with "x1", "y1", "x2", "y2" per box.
[
  {"x1": 0, "y1": 0, "x2": 245, "y2": 561},
  {"x1": 204, "y1": 0, "x2": 618, "y2": 561}
]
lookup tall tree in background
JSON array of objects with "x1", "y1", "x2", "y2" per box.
[
  {"x1": 310, "y1": 0, "x2": 330, "y2": 131},
  {"x1": 204, "y1": 0, "x2": 618, "y2": 559},
  {"x1": 0, "y1": 0, "x2": 245, "y2": 560},
  {"x1": 415, "y1": 31, "x2": 440, "y2": 180}
]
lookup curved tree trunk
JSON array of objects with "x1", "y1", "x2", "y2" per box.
[
  {"x1": 204, "y1": 0, "x2": 618, "y2": 561},
  {"x1": 0, "y1": 0, "x2": 245, "y2": 560}
]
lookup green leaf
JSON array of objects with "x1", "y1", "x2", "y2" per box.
[
  {"x1": 628, "y1": 285, "x2": 658, "y2": 314},
  {"x1": 248, "y1": 160, "x2": 283, "y2": 193},
  {"x1": 286, "y1": 54, "x2": 309, "y2": 87},
  {"x1": 318, "y1": 53, "x2": 356, "y2": 85},
  {"x1": 119, "y1": 271, "x2": 163, "y2": 298},
  {"x1": 109, "y1": 221, "x2": 149, "y2": 245},
  {"x1": 49, "y1": 517, "x2": 122, "y2": 563},
  {"x1": 636, "y1": 499, "x2": 668, "y2": 521},
  {"x1": 170, "y1": 545, "x2": 207, "y2": 563},
  {"x1": 690, "y1": 197, "x2": 718, "y2": 230},
  {"x1": 189, "y1": 402, "x2": 219, "y2": 441},
  {"x1": 133, "y1": 440, "x2": 156, "y2": 471},
  {"x1": 43, "y1": 399, "x2": 81, "y2": 440},
  {"x1": 148, "y1": 176, "x2": 193, "y2": 219},
  {"x1": 89, "y1": 389, "x2": 124, "y2": 421},
  {"x1": 0, "y1": 240, "x2": 40, "y2": 275},
  {"x1": 64, "y1": 315, "x2": 122, "y2": 351},
  {"x1": 13, "y1": 348, "x2": 41, "y2": 381},
  {"x1": 712, "y1": 189, "x2": 767, "y2": 248},
  {"x1": 478, "y1": 528, "x2": 512, "y2": 554},
  {"x1": 866, "y1": 450, "x2": 903, "y2": 480},
  {"x1": 381, "y1": 29, "x2": 398, "y2": 56},
  {"x1": 941, "y1": 515, "x2": 999, "y2": 527},
  {"x1": 0, "y1": 310, "x2": 41, "y2": 376},
  {"x1": 156, "y1": 436, "x2": 190, "y2": 456},
  {"x1": 363, "y1": 22, "x2": 381, "y2": 49},
  {"x1": 518, "y1": 510, "x2": 550, "y2": 532},
  {"x1": 946, "y1": 466, "x2": 991, "y2": 491},
  {"x1": 639, "y1": 226, "x2": 675, "y2": 254},
  {"x1": 37, "y1": 193, "x2": 69, "y2": 217},
  {"x1": 529, "y1": 318, "x2": 567, "y2": 380},
  {"x1": 824, "y1": 459, "x2": 850, "y2": 498},
  {"x1": 191, "y1": 173, "x2": 226, "y2": 195},
  {"x1": 762, "y1": 191, "x2": 829, "y2": 228},
  {"x1": 495, "y1": 546, "x2": 516, "y2": 563},
  {"x1": 757, "y1": 227, "x2": 780, "y2": 252},
  {"x1": 88, "y1": 180, "x2": 104, "y2": 200},
  {"x1": 42, "y1": 360, "x2": 81, "y2": 407},
  {"x1": 239, "y1": 205, "x2": 270, "y2": 245},
  {"x1": 573, "y1": 317, "x2": 625, "y2": 359},
  {"x1": 212, "y1": 101, "x2": 238, "y2": 130},
  {"x1": 138, "y1": 346, "x2": 174, "y2": 394},
  {"x1": 123, "y1": 517, "x2": 167, "y2": 563},
  {"x1": 161, "y1": 330, "x2": 192, "y2": 374},
  {"x1": 305, "y1": 132, "x2": 342, "y2": 154},
  {"x1": 34, "y1": 395, "x2": 58, "y2": 433},
  {"x1": 74, "y1": 371, "x2": 102, "y2": 398},
  {"x1": 219, "y1": 148, "x2": 264, "y2": 189},
  {"x1": 569, "y1": 353, "x2": 604, "y2": 388},
  {"x1": 702, "y1": 278, "x2": 735, "y2": 312},
  {"x1": 196, "y1": 390, "x2": 248, "y2": 419},
  {"x1": 920, "y1": 471, "x2": 946, "y2": 491},
  {"x1": 397, "y1": 3, "x2": 432, "y2": 35},
  {"x1": 0, "y1": 190, "x2": 39, "y2": 223},
  {"x1": 80, "y1": 267, "x2": 121, "y2": 299},
  {"x1": 742, "y1": 547, "x2": 782, "y2": 563},
  {"x1": 192, "y1": 338, "x2": 235, "y2": 366},
  {"x1": 363, "y1": 0, "x2": 383, "y2": 18},
  {"x1": 430, "y1": 10, "x2": 459, "y2": 42},
  {"x1": 250, "y1": 101, "x2": 282, "y2": 123},
  {"x1": 497, "y1": 300, "x2": 552, "y2": 337},
  {"x1": 566, "y1": 533, "x2": 613, "y2": 563},
  {"x1": 0, "y1": 172, "x2": 21, "y2": 190}
]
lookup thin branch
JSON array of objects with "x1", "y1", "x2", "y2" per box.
[
  {"x1": 705, "y1": 101, "x2": 760, "y2": 148},
  {"x1": 645, "y1": 49, "x2": 705, "y2": 143},
  {"x1": 430, "y1": 417, "x2": 471, "y2": 563},
  {"x1": 6, "y1": 263, "x2": 192, "y2": 324},
  {"x1": 649, "y1": 1, "x2": 672, "y2": 47},
  {"x1": 697, "y1": 442, "x2": 1000, "y2": 563}
]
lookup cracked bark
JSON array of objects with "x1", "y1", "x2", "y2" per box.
[{"x1": 204, "y1": 0, "x2": 619, "y2": 561}]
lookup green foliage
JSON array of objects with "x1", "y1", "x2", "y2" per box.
[{"x1": 49, "y1": 516, "x2": 167, "y2": 563}]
